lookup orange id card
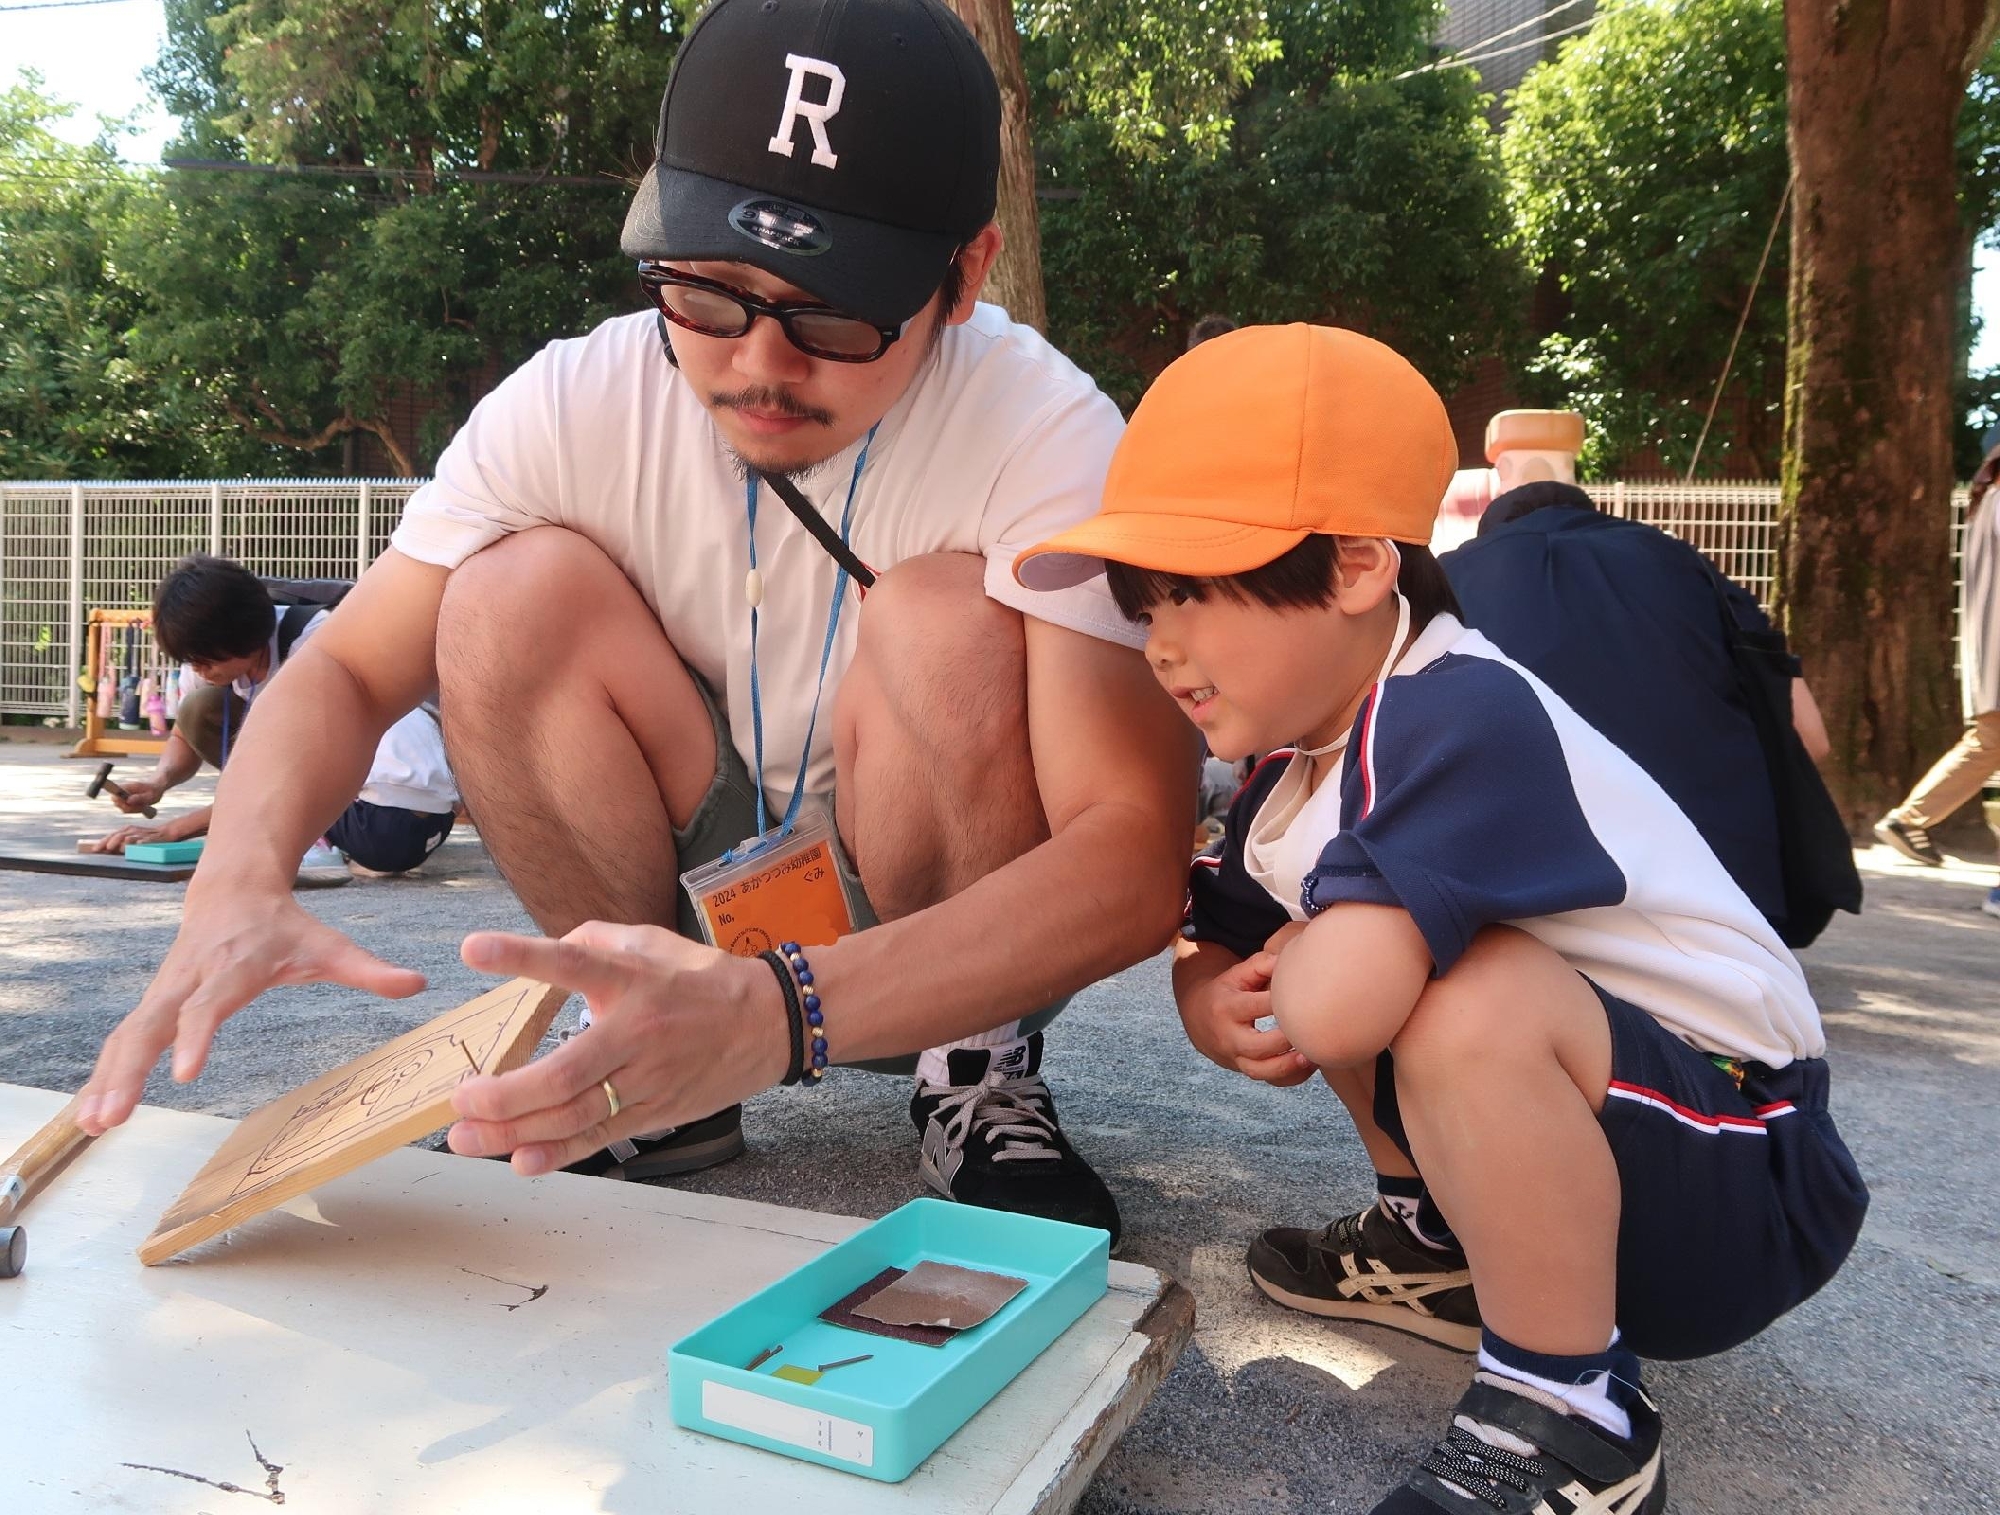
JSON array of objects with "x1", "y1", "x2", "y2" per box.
[{"x1": 680, "y1": 807, "x2": 858, "y2": 958}]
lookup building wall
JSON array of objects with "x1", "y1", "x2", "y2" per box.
[{"x1": 1438, "y1": 0, "x2": 1597, "y2": 112}]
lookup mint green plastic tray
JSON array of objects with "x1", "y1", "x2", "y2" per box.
[
  {"x1": 123, "y1": 838, "x2": 205, "y2": 864},
  {"x1": 669, "y1": 1197, "x2": 1110, "y2": 1481}
]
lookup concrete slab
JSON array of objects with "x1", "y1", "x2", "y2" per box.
[{"x1": 1, "y1": 735, "x2": 1994, "y2": 1513}]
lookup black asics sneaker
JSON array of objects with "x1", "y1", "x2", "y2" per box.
[
  {"x1": 1247, "y1": 1202, "x2": 1481, "y2": 1351},
  {"x1": 1372, "y1": 1373, "x2": 1665, "y2": 1514},
  {"x1": 909, "y1": 1033, "x2": 1121, "y2": 1247},
  {"x1": 561, "y1": 1106, "x2": 745, "y2": 1180}
]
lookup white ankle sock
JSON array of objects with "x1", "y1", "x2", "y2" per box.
[
  {"x1": 1477, "y1": 1340, "x2": 1634, "y2": 1440},
  {"x1": 916, "y1": 1025, "x2": 1029, "y2": 1087},
  {"x1": 1378, "y1": 1191, "x2": 1425, "y2": 1233}
]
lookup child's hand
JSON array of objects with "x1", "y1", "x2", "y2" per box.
[{"x1": 1181, "y1": 950, "x2": 1317, "y2": 1087}]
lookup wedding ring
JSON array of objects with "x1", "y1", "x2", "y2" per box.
[{"x1": 601, "y1": 1079, "x2": 622, "y2": 1121}]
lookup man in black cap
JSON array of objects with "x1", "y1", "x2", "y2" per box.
[{"x1": 76, "y1": 0, "x2": 1193, "y2": 1247}]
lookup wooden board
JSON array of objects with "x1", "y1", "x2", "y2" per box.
[
  {"x1": 0, "y1": 851, "x2": 353, "y2": 888},
  {"x1": 140, "y1": 977, "x2": 569, "y2": 1264},
  {"x1": 0, "y1": 1083, "x2": 1191, "y2": 1514},
  {"x1": 0, "y1": 849, "x2": 198, "y2": 881}
]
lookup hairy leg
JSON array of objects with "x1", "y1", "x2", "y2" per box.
[
  {"x1": 831, "y1": 553, "x2": 1049, "y2": 921},
  {"x1": 436, "y1": 528, "x2": 717, "y2": 936},
  {"x1": 1389, "y1": 927, "x2": 1617, "y2": 1355}
]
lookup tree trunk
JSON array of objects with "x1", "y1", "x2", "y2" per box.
[
  {"x1": 943, "y1": 0, "x2": 1047, "y2": 331},
  {"x1": 1778, "y1": 0, "x2": 2000, "y2": 831}
]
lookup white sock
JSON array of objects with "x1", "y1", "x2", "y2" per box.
[
  {"x1": 1378, "y1": 1191, "x2": 1426, "y2": 1233},
  {"x1": 916, "y1": 1024, "x2": 1028, "y2": 1087},
  {"x1": 1477, "y1": 1338, "x2": 1634, "y2": 1440}
]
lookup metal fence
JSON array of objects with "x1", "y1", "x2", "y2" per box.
[
  {"x1": 1586, "y1": 479, "x2": 1973, "y2": 679},
  {"x1": 0, "y1": 481, "x2": 417, "y2": 722},
  {"x1": 0, "y1": 476, "x2": 1975, "y2": 720}
]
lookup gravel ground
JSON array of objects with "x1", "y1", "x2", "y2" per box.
[{"x1": 2, "y1": 734, "x2": 1996, "y2": 1513}]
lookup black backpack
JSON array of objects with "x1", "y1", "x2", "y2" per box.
[
  {"x1": 261, "y1": 577, "x2": 353, "y2": 664},
  {"x1": 1702, "y1": 567, "x2": 1862, "y2": 948}
]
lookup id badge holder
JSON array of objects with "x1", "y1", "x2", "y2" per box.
[{"x1": 681, "y1": 803, "x2": 861, "y2": 958}]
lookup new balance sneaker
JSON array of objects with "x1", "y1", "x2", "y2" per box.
[
  {"x1": 1247, "y1": 1202, "x2": 1481, "y2": 1351},
  {"x1": 910, "y1": 1033, "x2": 1122, "y2": 1247},
  {"x1": 1983, "y1": 886, "x2": 2000, "y2": 919},
  {"x1": 1874, "y1": 815, "x2": 1945, "y2": 866},
  {"x1": 561, "y1": 1106, "x2": 745, "y2": 1180},
  {"x1": 1371, "y1": 1373, "x2": 1664, "y2": 1514}
]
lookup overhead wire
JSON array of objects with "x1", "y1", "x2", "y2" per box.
[
  {"x1": 1426, "y1": 0, "x2": 1595, "y2": 65},
  {"x1": 1396, "y1": 10, "x2": 1601, "y2": 80},
  {"x1": 1684, "y1": 172, "x2": 1795, "y2": 482},
  {"x1": 0, "y1": 159, "x2": 633, "y2": 191},
  {"x1": 0, "y1": 0, "x2": 145, "y2": 12}
]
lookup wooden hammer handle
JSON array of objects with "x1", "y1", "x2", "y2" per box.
[{"x1": 0, "y1": 1097, "x2": 94, "y2": 1224}]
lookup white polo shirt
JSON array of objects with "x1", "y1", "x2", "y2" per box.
[{"x1": 391, "y1": 304, "x2": 1140, "y2": 805}]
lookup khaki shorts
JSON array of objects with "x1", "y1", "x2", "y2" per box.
[{"x1": 674, "y1": 676, "x2": 1065, "y2": 1073}]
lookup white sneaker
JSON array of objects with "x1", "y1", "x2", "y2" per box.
[
  {"x1": 300, "y1": 841, "x2": 345, "y2": 870},
  {"x1": 1983, "y1": 887, "x2": 2000, "y2": 920}
]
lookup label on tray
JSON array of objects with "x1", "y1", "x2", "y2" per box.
[{"x1": 702, "y1": 1381, "x2": 875, "y2": 1467}]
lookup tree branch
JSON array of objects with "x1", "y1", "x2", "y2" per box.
[
  {"x1": 359, "y1": 417, "x2": 416, "y2": 478},
  {"x1": 218, "y1": 396, "x2": 416, "y2": 477}
]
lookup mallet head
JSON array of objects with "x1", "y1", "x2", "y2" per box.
[
  {"x1": 0, "y1": 1226, "x2": 22, "y2": 1279},
  {"x1": 85, "y1": 762, "x2": 156, "y2": 819}
]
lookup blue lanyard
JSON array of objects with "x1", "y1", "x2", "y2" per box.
[{"x1": 729, "y1": 424, "x2": 878, "y2": 862}]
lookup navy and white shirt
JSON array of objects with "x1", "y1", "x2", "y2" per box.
[{"x1": 1188, "y1": 614, "x2": 1823, "y2": 1067}]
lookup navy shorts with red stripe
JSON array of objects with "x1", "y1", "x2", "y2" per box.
[{"x1": 1373, "y1": 979, "x2": 1869, "y2": 1362}]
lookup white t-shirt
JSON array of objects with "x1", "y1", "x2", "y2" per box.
[
  {"x1": 391, "y1": 304, "x2": 1140, "y2": 807},
  {"x1": 1239, "y1": 754, "x2": 1341, "y2": 923},
  {"x1": 179, "y1": 609, "x2": 459, "y2": 814}
]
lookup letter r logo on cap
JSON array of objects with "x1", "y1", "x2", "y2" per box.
[{"x1": 768, "y1": 54, "x2": 846, "y2": 168}]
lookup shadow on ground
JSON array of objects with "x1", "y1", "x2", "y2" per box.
[{"x1": 2, "y1": 737, "x2": 1995, "y2": 1513}]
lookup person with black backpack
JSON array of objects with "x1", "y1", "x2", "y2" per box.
[
  {"x1": 1441, "y1": 481, "x2": 1861, "y2": 948},
  {"x1": 85, "y1": 553, "x2": 459, "y2": 876}
]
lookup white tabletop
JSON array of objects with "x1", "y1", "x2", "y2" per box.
[{"x1": 0, "y1": 1083, "x2": 1190, "y2": 1514}]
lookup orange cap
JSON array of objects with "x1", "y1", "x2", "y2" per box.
[{"x1": 1015, "y1": 324, "x2": 1457, "y2": 590}]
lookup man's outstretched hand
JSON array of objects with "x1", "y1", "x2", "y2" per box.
[
  {"x1": 74, "y1": 885, "x2": 427, "y2": 1135},
  {"x1": 447, "y1": 923, "x2": 788, "y2": 1175}
]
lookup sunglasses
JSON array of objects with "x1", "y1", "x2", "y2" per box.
[{"x1": 638, "y1": 264, "x2": 907, "y2": 363}]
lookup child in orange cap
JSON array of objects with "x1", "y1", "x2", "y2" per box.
[{"x1": 1015, "y1": 324, "x2": 1866, "y2": 1515}]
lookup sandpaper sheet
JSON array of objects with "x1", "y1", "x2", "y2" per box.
[
  {"x1": 855, "y1": 1259, "x2": 1027, "y2": 1330},
  {"x1": 821, "y1": 1267, "x2": 956, "y2": 1346}
]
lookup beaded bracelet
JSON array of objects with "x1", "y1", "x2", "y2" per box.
[
  {"x1": 758, "y1": 949, "x2": 805, "y2": 1087},
  {"x1": 780, "y1": 941, "x2": 829, "y2": 1086}
]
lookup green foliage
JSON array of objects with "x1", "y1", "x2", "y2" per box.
[
  {"x1": 1020, "y1": 0, "x2": 1281, "y2": 156},
  {"x1": 1032, "y1": 0, "x2": 1523, "y2": 412},
  {"x1": 1502, "y1": 0, "x2": 1790, "y2": 478},
  {"x1": 0, "y1": 78, "x2": 191, "y2": 477},
  {"x1": 13, "y1": 0, "x2": 1512, "y2": 478},
  {"x1": 115, "y1": 0, "x2": 680, "y2": 475}
]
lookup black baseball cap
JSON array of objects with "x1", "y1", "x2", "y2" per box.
[{"x1": 622, "y1": 0, "x2": 1001, "y2": 328}]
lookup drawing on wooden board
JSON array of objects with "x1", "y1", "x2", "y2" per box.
[
  {"x1": 140, "y1": 977, "x2": 569, "y2": 1266},
  {"x1": 231, "y1": 993, "x2": 530, "y2": 1198}
]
